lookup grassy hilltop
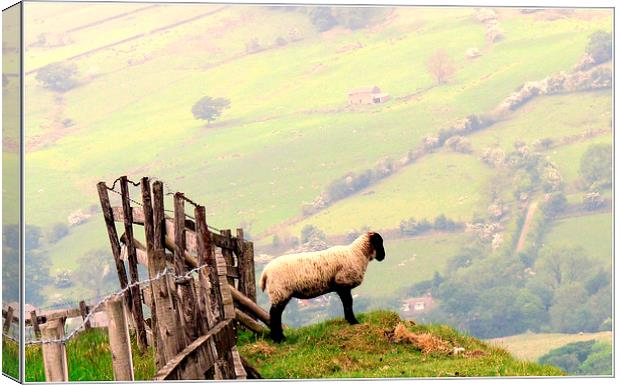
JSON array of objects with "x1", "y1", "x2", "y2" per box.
[
  {"x1": 6, "y1": 311, "x2": 563, "y2": 380},
  {"x1": 10, "y1": 4, "x2": 612, "y2": 372}
]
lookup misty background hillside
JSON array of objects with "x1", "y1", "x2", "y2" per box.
[{"x1": 2, "y1": 3, "x2": 612, "y2": 373}]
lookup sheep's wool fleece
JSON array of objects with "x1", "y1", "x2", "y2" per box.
[{"x1": 261, "y1": 234, "x2": 374, "y2": 304}]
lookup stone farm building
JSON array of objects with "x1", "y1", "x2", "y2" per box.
[
  {"x1": 401, "y1": 294, "x2": 436, "y2": 317},
  {"x1": 348, "y1": 86, "x2": 391, "y2": 105}
]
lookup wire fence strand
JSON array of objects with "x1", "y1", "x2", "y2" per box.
[{"x1": 2, "y1": 263, "x2": 210, "y2": 346}]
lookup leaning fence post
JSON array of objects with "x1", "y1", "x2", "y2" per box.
[
  {"x1": 79, "y1": 300, "x2": 91, "y2": 331},
  {"x1": 150, "y1": 181, "x2": 183, "y2": 367},
  {"x1": 3, "y1": 306, "x2": 14, "y2": 334},
  {"x1": 40, "y1": 318, "x2": 69, "y2": 382},
  {"x1": 30, "y1": 310, "x2": 41, "y2": 338},
  {"x1": 119, "y1": 176, "x2": 148, "y2": 351},
  {"x1": 106, "y1": 294, "x2": 135, "y2": 381}
]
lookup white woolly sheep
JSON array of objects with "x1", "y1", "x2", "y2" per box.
[{"x1": 259, "y1": 232, "x2": 386, "y2": 342}]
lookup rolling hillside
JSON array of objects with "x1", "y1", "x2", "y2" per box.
[{"x1": 18, "y1": 3, "x2": 612, "y2": 337}]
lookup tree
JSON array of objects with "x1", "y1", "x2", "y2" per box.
[
  {"x1": 331, "y1": 7, "x2": 381, "y2": 30},
  {"x1": 539, "y1": 340, "x2": 597, "y2": 374},
  {"x1": 308, "y1": 7, "x2": 337, "y2": 32},
  {"x1": 35, "y1": 62, "x2": 79, "y2": 92},
  {"x1": 580, "y1": 143, "x2": 612, "y2": 188},
  {"x1": 586, "y1": 31, "x2": 612, "y2": 64},
  {"x1": 583, "y1": 191, "x2": 605, "y2": 211},
  {"x1": 427, "y1": 49, "x2": 455, "y2": 85},
  {"x1": 300, "y1": 224, "x2": 326, "y2": 244},
  {"x1": 541, "y1": 192, "x2": 567, "y2": 218},
  {"x1": 579, "y1": 342, "x2": 612, "y2": 375},
  {"x1": 191, "y1": 96, "x2": 231, "y2": 124}
]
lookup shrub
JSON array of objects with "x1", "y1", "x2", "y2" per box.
[
  {"x1": 400, "y1": 218, "x2": 432, "y2": 236},
  {"x1": 583, "y1": 191, "x2": 605, "y2": 211},
  {"x1": 434, "y1": 214, "x2": 457, "y2": 231},
  {"x1": 245, "y1": 38, "x2": 262, "y2": 53},
  {"x1": 541, "y1": 192, "x2": 567, "y2": 218},
  {"x1": 580, "y1": 143, "x2": 612, "y2": 188},
  {"x1": 300, "y1": 225, "x2": 326, "y2": 244},
  {"x1": 35, "y1": 62, "x2": 79, "y2": 92},
  {"x1": 275, "y1": 36, "x2": 288, "y2": 46},
  {"x1": 586, "y1": 31, "x2": 612, "y2": 64}
]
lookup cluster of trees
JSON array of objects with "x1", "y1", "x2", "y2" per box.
[
  {"x1": 2, "y1": 225, "x2": 52, "y2": 305},
  {"x1": 315, "y1": 157, "x2": 397, "y2": 209},
  {"x1": 538, "y1": 340, "x2": 612, "y2": 375},
  {"x1": 399, "y1": 214, "x2": 460, "y2": 236},
  {"x1": 2, "y1": 221, "x2": 125, "y2": 307},
  {"x1": 35, "y1": 62, "x2": 79, "y2": 93},
  {"x1": 586, "y1": 31, "x2": 612, "y2": 64},
  {"x1": 423, "y1": 243, "x2": 611, "y2": 339},
  {"x1": 579, "y1": 143, "x2": 612, "y2": 191},
  {"x1": 303, "y1": 7, "x2": 386, "y2": 32}
]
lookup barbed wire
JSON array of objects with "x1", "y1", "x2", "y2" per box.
[
  {"x1": 1, "y1": 263, "x2": 210, "y2": 346},
  {"x1": 105, "y1": 176, "x2": 222, "y2": 233}
]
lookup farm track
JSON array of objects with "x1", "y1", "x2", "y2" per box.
[
  {"x1": 25, "y1": 5, "x2": 228, "y2": 76},
  {"x1": 515, "y1": 200, "x2": 539, "y2": 254}
]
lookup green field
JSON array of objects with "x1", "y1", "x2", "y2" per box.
[
  {"x1": 290, "y1": 152, "x2": 493, "y2": 235},
  {"x1": 468, "y1": 91, "x2": 611, "y2": 155},
  {"x1": 487, "y1": 331, "x2": 613, "y2": 362},
  {"x1": 357, "y1": 233, "x2": 469, "y2": 297},
  {"x1": 543, "y1": 213, "x2": 612, "y2": 266},
  {"x1": 15, "y1": 4, "x2": 612, "y2": 319},
  {"x1": 546, "y1": 135, "x2": 613, "y2": 184}
]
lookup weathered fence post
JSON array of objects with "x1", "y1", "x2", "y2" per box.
[
  {"x1": 174, "y1": 193, "x2": 199, "y2": 345},
  {"x1": 97, "y1": 182, "x2": 135, "y2": 332},
  {"x1": 119, "y1": 176, "x2": 148, "y2": 351},
  {"x1": 106, "y1": 295, "x2": 135, "y2": 381},
  {"x1": 195, "y1": 204, "x2": 225, "y2": 378},
  {"x1": 140, "y1": 178, "x2": 163, "y2": 367},
  {"x1": 220, "y1": 230, "x2": 235, "y2": 286},
  {"x1": 79, "y1": 300, "x2": 91, "y2": 331},
  {"x1": 236, "y1": 228, "x2": 257, "y2": 302},
  {"x1": 3, "y1": 306, "x2": 14, "y2": 334},
  {"x1": 30, "y1": 310, "x2": 41, "y2": 338},
  {"x1": 40, "y1": 319, "x2": 69, "y2": 382},
  {"x1": 150, "y1": 181, "x2": 183, "y2": 367}
]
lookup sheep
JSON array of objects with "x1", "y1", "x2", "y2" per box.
[{"x1": 259, "y1": 232, "x2": 386, "y2": 342}]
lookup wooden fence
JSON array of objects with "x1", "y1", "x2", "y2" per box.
[
  {"x1": 10, "y1": 176, "x2": 269, "y2": 381},
  {"x1": 3, "y1": 300, "x2": 99, "y2": 339}
]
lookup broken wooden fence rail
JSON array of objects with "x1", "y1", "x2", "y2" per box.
[{"x1": 3, "y1": 301, "x2": 100, "y2": 338}]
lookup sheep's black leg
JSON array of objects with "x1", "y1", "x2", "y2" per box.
[
  {"x1": 269, "y1": 300, "x2": 289, "y2": 343},
  {"x1": 336, "y1": 288, "x2": 359, "y2": 325}
]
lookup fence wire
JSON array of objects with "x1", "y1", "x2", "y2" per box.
[
  {"x1": 105, "y1": 176, "x2": 222, "y2": 233},
  {"x1": 2, "y1": 263, "x2": 210, "y2": 346}
]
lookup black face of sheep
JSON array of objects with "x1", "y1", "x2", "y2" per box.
[{"x1": 369, "y1": 232, "x2": 385, "y2": 261}]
